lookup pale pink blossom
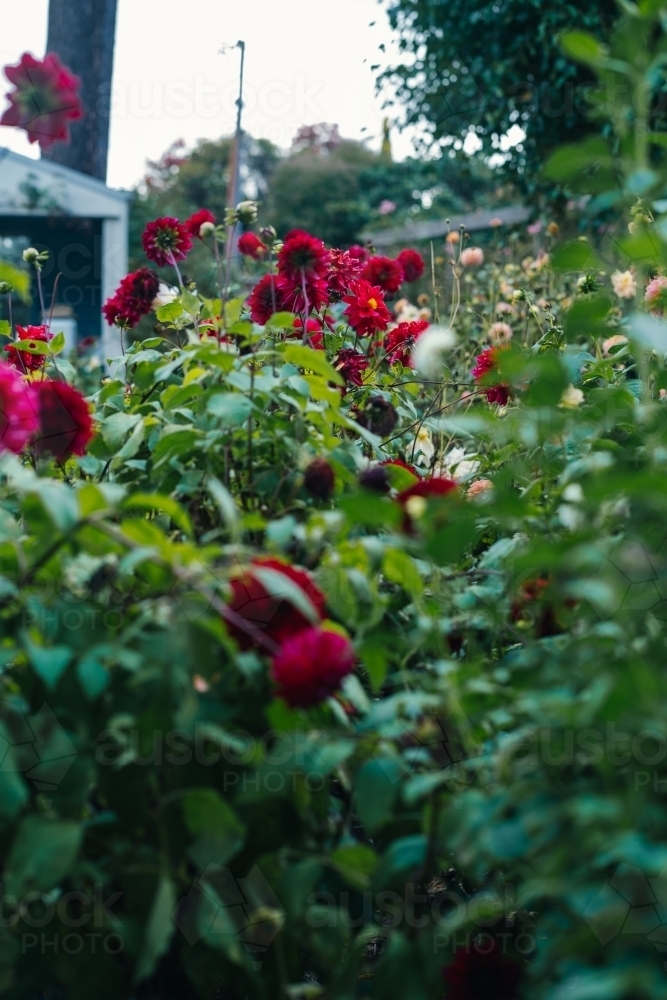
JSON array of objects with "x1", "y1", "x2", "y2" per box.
[
  {"x1": 645, "y1": 275, "x2": 667, "y2": 308},
  {"x1": 602, "y1": 334, "x2": 628, "y2": 355},
  {"x1": 488, "y1": 322, "x2": 513, "y2": 344},
  {"x1": 460, "y1": 247, "x2": 484, "y2": 267},
  {"x1": 611, "y1": 270, "x2": 637, "y2": 300},
  {"x1": 467, "y1": 479, "x2": 493, "y2": 498}
]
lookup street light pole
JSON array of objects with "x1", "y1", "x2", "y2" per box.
[{"x1": 226, "y1": 40, "x2": 246, "y2": 246}]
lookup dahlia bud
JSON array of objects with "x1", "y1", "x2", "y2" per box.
[
  {"x1": 236, "y1": 200, "x2": 258, "y2": 225},
  {"x1": 272, "y1": 241, "x2": 284, "y2": 254},
  {"x1": 199, "y1": 221, "x2": 216, "y2": 238},
  {"x1": 259, "y1": 225, "x2": 277, "y2": 243},
  {"x1": 546, "y1": 222, "x2": 560, "y2": 237},
  {"x1": 304, "y1": 457, "x2": 335, "y2": 501},
  {"x1": 357, "y1": 396, "x2": 399, "y2": 438},
  {"x1": 0, "y1": 282, "x2": 12, "y2": 295},
  {"x1": 577, "y1": 273, "x2": 599, "y2": 295},
  {"x1": 22, "y1": 247, "x2": 40, "y2": 264},
  {"x1": 359, "y1": 466, "x2": 390, "y2": 494},
  {"x1": 512, "y1": 289, "x2": 526, "y2": 303}
]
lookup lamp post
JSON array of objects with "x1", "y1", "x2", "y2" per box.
[{"x1": 225, "y1": 40, "x2": 246, "y2": 261}]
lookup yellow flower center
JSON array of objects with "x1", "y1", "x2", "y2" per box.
[{"x1": 367, "y1": 297, "x2": 378, "y2": 309}]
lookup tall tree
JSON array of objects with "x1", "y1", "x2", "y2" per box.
[
  {"x1": 42, "y1": 0, "x2": 118, "y2": 181},
  {"x1": 378, "y1": 0, "x2": 619, "y2": 197}
]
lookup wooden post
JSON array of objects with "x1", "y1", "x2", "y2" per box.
[{"x1": 42, "y1": 0, "x2": 118, "y2": 181}]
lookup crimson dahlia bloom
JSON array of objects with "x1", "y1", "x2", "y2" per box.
[
  {"x1": 29, "y1": 380, "x2": 94, "y2": 461},
  {"x1": 183, "y1": 209, "x2": 215, "y2": 238},
  {"x1": 238, "y1": 232, "x2": 267, "y2": 259},
  {"x1": 442, "y1": 944, "x2": 522, "y2": 1000},
  {"x1": 5, "y1": 324, "x2": 52, "y2": 372},
  {"x1": 0, "y1": 52, "x2": 83, "y2": 149},
  {"x1": 361, "y1": 256, "x2": 404, "y2": 295},
  {"x1": 334, "y1": 348, "x2": 369, "y2": 388},
  {"x1": 293, "y1": 317, "x2": 327, "y2": 349},
  {"x1": 343, "y1": 279, "x2": 391, "y2": 336},
  {"x1": 142, "y1": 217, "x2": 193, "y2": 268},
  {"x1": 277, "y1": 230, "x2": 331, "y2": 315},
  {"x1": 384, "y1": 319, "x2": 429, "y2": 367},
  {"x1": 304, "y1": 458, "x2": 335, "y2": 501},
  {"x1": 397, "y1": 476, "x2": 458, "y2": 532},
  {"x1": 327, "y1": 249, "x2": 362, "y2": 301},
  {"x1": 0, "y1": 363, "x2": 40, "y2": 453},
  {"x1": 271, "y1": 626, "x2": 356, "y2": 707},
  {"x1": 348, "y1": 244, "x2": 370, "y2": 265},
  {"x1": 472, "y1": 347, "x2": 511, "y2": 405},
  {"x1": 396, "y1": 248, "x2": 426, "y2": 283},
  {"x1": 226, "y1": 557, "x2": 326, "y2": 650},
  {"x1": 248, "y1": 275, "x2": 286, "y2": 325},
  {"x1": 103, "y1": 267, "x2": 160, "y2": 328}
]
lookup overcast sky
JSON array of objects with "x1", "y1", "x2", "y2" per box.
[{"x1": 0, "y1": 0, "x2": 418, "y2": 190}]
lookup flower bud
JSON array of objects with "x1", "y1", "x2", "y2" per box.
[
  {"x1": 304, "y1": 457, "x2": 335, "y2": 501},
  {"x1": 199, "y1": 221, "x2": 216, "y2": 238},
  {"x1": 511, "y1": 289, "x2": 526, "y2": 303},
  {"x1": 0, "y1": 282, "x2": 12, "y2": 295},
  {"x1": 22, "y1": 247, "x2": 40, "y2": 264},
  {"x1": 359, "y1": 466, "x2": 390, "y2": 494},
  {"x1": 356, "y1": 396, "x2": 399, "y2": 438},
  {"x1": 259, "y1": 225, "x2": 277, "y2": 243},
  {"x1": 236, "y1": 200, "x2": 258, "y2": 225}
]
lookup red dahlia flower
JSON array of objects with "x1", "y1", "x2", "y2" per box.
[
  {"x1": 0, "y1": 363, "x2": 40, "y2": 453},
  {"x1": 142, "y1": 217, "x2": 193, "y2": 268},
  {"x1": 0, "y1": 52, "x2": 83, "y2": 149},
  {"x1": 183, "y1": 208, "x2": 215, "y2": 238},
  {"x1": 384, "y1": 319, "x2": 429, "y2": 367},
  {"x1": 29, "y1": 380, "x2": 94, "y2": 461},
  {"x1": 361, "y1": 256, "x2": 404, "y2": 295},
  {"x1": 5, "y1": 324, "x2": 52, "y2": 372},
  {"x1": 334, "y1": 348, "x2": 369, "y2": 388},
  {"x1": 343, "y1": 279, "x2": 391, "y2": 336},
  {"x1": 226, "y1": 557, "x2": 326, "y2": 651},
  {"x1": 396, "y1": 248, "x2": 426, "y2": 283},
  {"x1": 248, "y1": 275, "x2": 286, "y2": 325},
  {"x1": 277, "y1": 230, "x2": 331, "y2": 315},
  {"x1": 348, "y1": 244, "x2": 370, "y2": 265},
  {"x1": 397, "y1": 476, "x2": 458, "y2": 531},
  {"x1": 271, "y1": 626, "x2": 356, "y2": 707},
  {"x1": 103, "y1": 267, "x2": 160, "y2": 328},
  {"x1": 304, "y1": 457, "x2": 335, "y2": 501},
  {"x1": 327, "y1": 249, "x2": 362, "y2": 301},
  {"x1": 442, "y1": 943, "x2": 522, "y2": 1000},
  {"x1": 238, "y1": 232, "x2": 267, "y2": 259},
  {"x1": 472, "y1": 347, "x2": 511, "y2": 405}
]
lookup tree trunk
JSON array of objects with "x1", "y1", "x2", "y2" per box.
[{"x1": 42, "y1": 0, "x2": 118, "y2": 182}]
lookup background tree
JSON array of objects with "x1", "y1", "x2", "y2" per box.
[
  {"x1": 377, "y1": 0, "x2": 619, "y2": 198},
  {"x1": 42, "y1": 0, "x2": 118, "y2": 181}
]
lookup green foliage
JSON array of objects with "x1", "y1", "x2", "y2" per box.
[{"x1": 378, "y1": 0, "x2": 620, "y2": 197}]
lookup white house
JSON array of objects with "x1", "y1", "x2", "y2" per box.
[{"x1": 0, "y1": 147, "x2": 130, "y2": 361}]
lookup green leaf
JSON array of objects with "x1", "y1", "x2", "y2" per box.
[
  {"x1": 353, "y1": 759, "x2": 401, "y2": 832},
  {"x1": 49, "y1": 330, "x2": 66, "y2": 355},
  {"x1": 5, "y1": 817, "x2": 81, "y2": 895},
  {"x1": 0, "y1": 770, "x2": 27, "y2": 820},
  {"x1": 0, "y1": 262, "x2": 30, "y2": 302},
  {"x1": 0, "y1": 320, "x2": 10, "y2": 339},
  {"x1": 207, "y1": 392, "x2": 254, "y2": 427},
  {"x1": 281, "y1": 343, "x2": 345, "y2": 386},
  {"x1": 134, "y1": 875, "x2": 177, "y2": 984},
  {"x1": 551, "y1": 240, "x2": 599, "y2": 272},
  {"x1": 181, "y1": 789, "x2": 245, "y2": 870},
  {"x1": 383, "y1": 549, "x2": 423, "y2": 598},
  {"x1": 560, "y1": 30, "x2": 607, "y2": 66},
  {"x1": 77, "y1": 651, "x2": 110, "y2": 699},
  {"x1": 155, "y1": 300, "x2": 184, "y2": 323},
  {"x1": 330, "y1": 845, "x2": 379, "y2": 889},
  {"x1": 123, "y1": 492, "x2": 194, "y2": 538},
  {"x1": 101, "y1": 412, "x2": 141, "y2": 450},
  {"x1": 207, "y1": 476, "x2": 240, "y2": 539},
  {"x1": 265, "y1": 311, "x2": 297, "y2": 329},
  {"x1": 628, "y1": 314, "x2": 667, "y2": 353},
  {"x1": 251, "y1": 566, "x2": 321, "y2": 625},
  {"x1": 22, "y1": 635, "x2": 73, "y2": 690}
]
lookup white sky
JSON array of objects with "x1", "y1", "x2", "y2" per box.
[{"x1": 0, "y1": 0, "x2": 420, "y2": 190}]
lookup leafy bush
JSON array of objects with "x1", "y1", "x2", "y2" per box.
[{"x1": 2, "y1": 6, "x2": 667, "y2": 999}]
